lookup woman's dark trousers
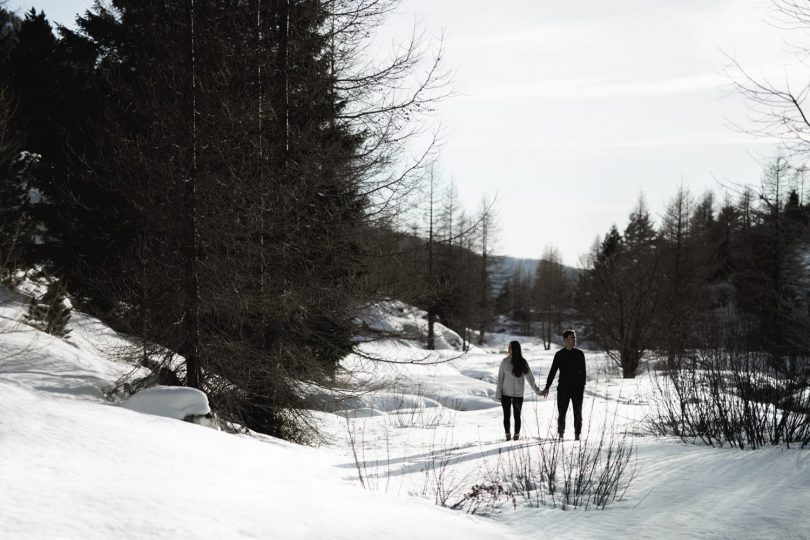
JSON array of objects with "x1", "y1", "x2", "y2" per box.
[
  {"x1": 501, "y1": 396, "x2": 524, "y2": 435},
  {"x1": 556, "y1": 386, "x2": 584, "y2": 436}
]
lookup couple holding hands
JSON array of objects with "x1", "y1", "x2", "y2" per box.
[{"x1": 495, "y1": 331, "x2": 587, "y2": 441}]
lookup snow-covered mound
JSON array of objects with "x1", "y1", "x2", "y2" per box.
[
  {"x1": 120, "y1": 385, "x2": 211, "y2": 419},
  {"x1": 357, "y1": 300, "x2": 465, "y2": 350}
]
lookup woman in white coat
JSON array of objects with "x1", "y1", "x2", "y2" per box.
[{"x1": 496, "y1": 340, "x2": 541, "y2": 441}]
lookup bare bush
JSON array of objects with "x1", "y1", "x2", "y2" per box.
[
  {"x1": 535, "y1": 431, "x2": 634, "y2": 510},
  {"x1": 345, "y1": 393, "x2": 635, "y2": 514},
  {"x1": 345, "y1": 413, "x2": 392, "y2": 492},
  {"x1": 646, "y1": 344, "x2": 810, "y2": 449},
  {"x1": 415, "y1": 424, "x2": 472, "y2": 508},
  {"x1": 344, "y1": 402, "x2": 466, "y2": 500},
  {"x1": 470, "y1": 413, "x2": 636, "y2": 513},
  {"x1": 450, "y1": 481, "x2": 516, "y2": 515}
]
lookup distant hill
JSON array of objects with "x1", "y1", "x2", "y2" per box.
[{"x1": 490, "y1": 255, "x2": 581, "y2": 294}]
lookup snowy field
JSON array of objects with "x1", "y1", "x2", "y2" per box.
[{"x1": 1, "y1": 294, "x2": 808, "y2": 539}]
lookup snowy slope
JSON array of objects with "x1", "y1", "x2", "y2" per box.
[
  {"x1": 0, "y1": 294, "x2": 509, "y2": 540},
  {"x1": 0, "y1": 381, "x2": 509, "y2": 539}
]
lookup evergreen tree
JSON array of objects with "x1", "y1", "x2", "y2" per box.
[
  {"x1": 68, "y1": 0, "x2": 444, "y2": 439},
  {"x1": 658, "y1": 187, "x2": 704, "y2": 361},
  {"x1": 577, "y1": 199, "x2": 663, "y2": 378},
  {"x1": 2, "y1": 10, "x2": 56, "y2": 271},
  {"x1": 0, "y1": 80, "x2": 20, "y2": 277},
  {"x1": 735, "y1": 159, "x2": 810, "y2": 361},
  {"x1": 0, "y1": 5, "x2": 19, "y2": 67},
  {"x1": 1, "y1": 7, "x2": 102, "y2": 296}
]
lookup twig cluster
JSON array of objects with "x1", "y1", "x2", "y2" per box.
[
  {"x1": 479, "y1": 429, "x2": 636, "y2": 513},
  {"x1": 646, "y1": 348, "x2": 810, "y2": 449}
]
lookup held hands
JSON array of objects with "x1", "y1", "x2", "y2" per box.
[{"x1": 538, "y1": 388, "x2": 549, "y2": 398}]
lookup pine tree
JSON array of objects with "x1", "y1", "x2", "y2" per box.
[
  {"x1": 3, "y1": 10, "x2": 57, "y2": 271},
  {"x1": 658, "y1": 187, "x2": 701, "y2": 361},
  {"x1": 69, "y1": 0, "x2": 442, "y2": 439},
  {"x1": 734, "y1": 158, "x2": 810, "y2": 361},
  {"x1": 1, "y1": 7, "x2": 103, "y2": 295},
  {"x1": 577, "y1": 198, "x2": 663, "y2": 378},
  {"x1": 0, "y1": 83, "x2": 26, "y2": 279}
]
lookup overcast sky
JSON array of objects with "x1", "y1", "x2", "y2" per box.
[{"x1": 11, "y1": 0, "x2": 794, "y2": 266}]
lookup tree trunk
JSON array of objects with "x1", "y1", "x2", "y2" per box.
[
  {"x1": 427, "y1": 306, "x2": 436, "y2": 350},
  {"x1": 184, "y1": 0, "x2": 201, "y2": 389},
  {"x1": 622, "y1": 348, "x2": 639, "y2": 379}
]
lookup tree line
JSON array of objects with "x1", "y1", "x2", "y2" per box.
[
  {"x1": 579, "y1": 167, "x2": 809, "y2": 378},
  {"x1": 499, "y1": 168, "x2": 809, "y2": 381}
]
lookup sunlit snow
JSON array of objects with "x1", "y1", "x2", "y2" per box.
[{"x1": 1, "y1": 290, "x2": 808, "y2": 539}]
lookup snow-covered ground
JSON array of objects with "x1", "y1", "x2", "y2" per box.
[{"x1": 1, "y1": 293, "x2": 808, "y2": 539}]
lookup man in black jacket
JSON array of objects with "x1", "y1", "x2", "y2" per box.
[{"x1": 540, "y1": 329, "x2": 586, "y2": 440}]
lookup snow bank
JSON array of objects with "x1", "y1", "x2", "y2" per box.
[
  {"x1": 0, "y1": 380, "x2": 509, "y2": 540},
  {"x1": 120, "y1": 385, "x2": 211, "y2": 419}
]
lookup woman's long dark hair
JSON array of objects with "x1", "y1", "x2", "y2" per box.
[{"x1": 510, "y1": 340, "x2": 529, "y2": 377}]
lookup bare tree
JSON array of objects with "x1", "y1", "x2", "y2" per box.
[
  {"x1": 476, "y1": 197, "x2": 497, "y2": 345},
  {"x1": 510, "y1": 267, "x2": 533, "y2": 336},
  {"x1": 325, "y1": 0, "x2": 452, "y2": 227},
  {"x1": 417, "y1": 169, "x2": 493, "y2": 349},
  {"x1": 726, "y1": 1, "x2": 810, "y2": 158}
]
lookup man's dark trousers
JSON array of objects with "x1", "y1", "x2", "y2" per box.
[{"x1": 556, "y1": 386, "x2": 584, "y2": 436}]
